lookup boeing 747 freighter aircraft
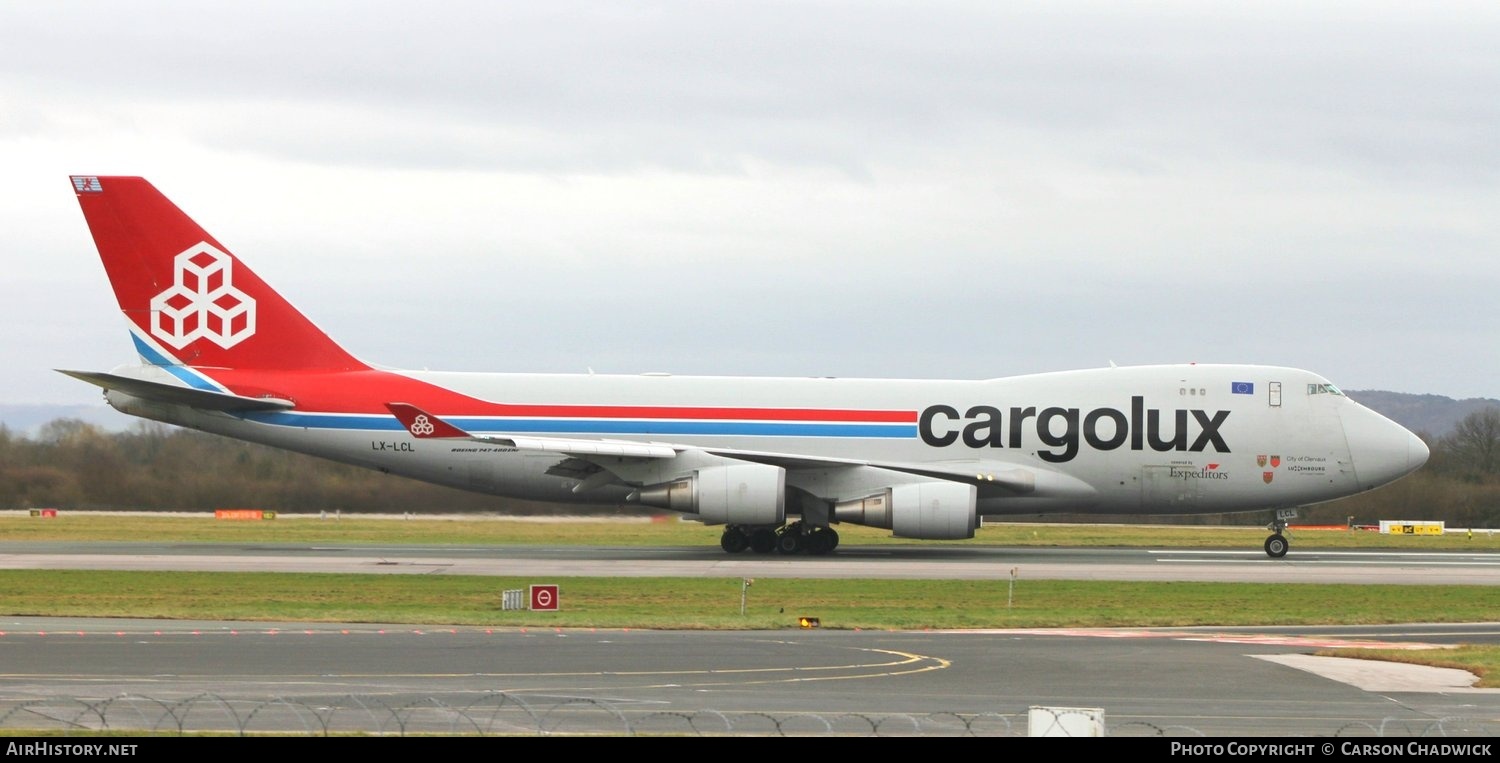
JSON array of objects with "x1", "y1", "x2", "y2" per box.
[{"x1": 61, "y1": 176, "x2": 1429, "y2": 557}]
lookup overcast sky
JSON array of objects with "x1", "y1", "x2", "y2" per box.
[{"x1": 3, "y1": 1, "x2": 1497, "y2": 411}]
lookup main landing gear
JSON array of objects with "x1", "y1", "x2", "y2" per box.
[{"x1": 720, "y1": 521, "x2": 840, "y2": 556}]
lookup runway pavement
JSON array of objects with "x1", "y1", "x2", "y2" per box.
[
  {"x1": 3, "y1": 541, "x2": 1500, "y2": 584},
  {"x1": 1, "y1": 542, "x2": 1498, "y2": 737},
  {"x1": 0, "y1": 616, "x2": 1497, "y2": 738}
]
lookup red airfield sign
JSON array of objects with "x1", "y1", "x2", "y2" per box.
[{"x1": 530, "y1": 584, "x2": 559, "y2": 611}]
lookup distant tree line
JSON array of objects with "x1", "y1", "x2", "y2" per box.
[
  {"x1": 1, "y1": 409, "x2": 1497, "y2": 526},
  {"x1": 0, "y1": 419, "x2": 617, "y2": 515},
  {"x1": 1342, "y1": 407, "x2": 1500, "y2": 529}
]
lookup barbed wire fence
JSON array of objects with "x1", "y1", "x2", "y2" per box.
[{"x1": 1, "y1": 694, "x2": 1495, "y2": 737}]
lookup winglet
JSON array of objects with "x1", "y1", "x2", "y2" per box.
[{"x1": 386, "y1": 403, "x2": 471, "y2": 439}]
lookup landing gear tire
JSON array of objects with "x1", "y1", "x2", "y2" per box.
[
  {"x1": 749, "y1": 528, "x2": 778, "y2": 554},
  {"x1": 1265, "y1": 534, "x2": 1289, "y2": 559},
  {"x1": 805, "y1": 527, "x2": 839, "y2": 555},
  {"x1": 720, "y1": 527, "x2": 749, "y2": 554},
  {"x1": 776, "y1": 528, "x2": 804, "y2": 554}
]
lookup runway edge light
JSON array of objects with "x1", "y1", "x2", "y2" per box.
[{"x1": 798, "y1": 617, "x2": 820, "y2": 629}]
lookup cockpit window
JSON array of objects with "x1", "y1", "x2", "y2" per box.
[{"x1": 1307, "y1": 383, "x2": 1344, "y2": 396}]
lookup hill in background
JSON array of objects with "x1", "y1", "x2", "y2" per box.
[{"x1": 1344, "y1": 390, "x2": 1500, "y2": 439}]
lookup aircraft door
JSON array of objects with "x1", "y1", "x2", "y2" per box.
[{"x1": 1140, "y1": 465, "x2": 1200, "y2": 512}]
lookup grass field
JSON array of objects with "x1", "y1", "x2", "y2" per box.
[
  {"x1": 1, "y1": 511, "x2": 1496, "y2": 687},
  {"x1": 4, "y1": 510, "x2": 1497, "y2": 548}
]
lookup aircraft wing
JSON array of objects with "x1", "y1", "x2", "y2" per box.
[
  {"x1": 691, "y1": 444, "x2": 1043, "y2": 494},
  {"x1": 57, "y1": 369, "x2": 296, "y2": 413},
  {"x1": 384, "y1": 402, "x2": 1045, "y2": 495}
]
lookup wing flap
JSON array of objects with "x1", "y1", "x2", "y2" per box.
[
  {"x1": 503, "y1": 435, "x2": 678, "y2": 458},
  {"x1": 691, "y1": 445, "x2": 1035, "y2": 494}
]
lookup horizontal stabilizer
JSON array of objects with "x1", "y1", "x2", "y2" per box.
[{"x1": 57, "y1": 369, "x2": 295, "y2": 412}]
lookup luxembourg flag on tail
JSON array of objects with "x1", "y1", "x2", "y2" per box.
[{"x1": 1231, "y1": 381, "x2": 1255, "y2": 395}]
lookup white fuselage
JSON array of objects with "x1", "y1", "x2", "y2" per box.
[{"x1": 106, "y1": 362, "x2": 1427, "y2": 520}]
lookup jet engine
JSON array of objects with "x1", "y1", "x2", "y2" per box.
[
  {"x1": 633, "y1": 462, "x2": 786, "y2": 526},
  {"x1": 834, "y1": 481, "x2": 977, "y2": 540}
]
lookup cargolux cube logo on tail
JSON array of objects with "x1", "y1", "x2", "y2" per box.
[{"x1": 149, "y1": 243, "x2": 256, "y2": 349}]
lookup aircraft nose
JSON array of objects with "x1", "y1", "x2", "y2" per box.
[
  {"x1": 1407, "y1": 429, "x2": 1431, "y2": 471},
  {"x1": 1342, "y1": 404, "x2": 1429, "y2": 489}
]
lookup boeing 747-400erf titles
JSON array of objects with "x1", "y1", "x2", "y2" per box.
[{"x1": 61, "y1": 175, "x2": 1430, "y2": 558}]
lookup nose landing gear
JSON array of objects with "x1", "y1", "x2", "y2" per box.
[
  {"x1": 1264, "y1": 508, "x2": 1297, "y2": 558},
  {"x1": 1264, "y1": 532, "x2": 1289, "y2": 558}
]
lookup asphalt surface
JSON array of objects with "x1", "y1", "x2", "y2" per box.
[
  {"x1": 3, "y1": 541, "x2": 1500, "y2": 584},
  {"x1": 1, "y1": 542, "x2": 1498, "y2": 738}
]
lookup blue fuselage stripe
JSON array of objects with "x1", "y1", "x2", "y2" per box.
[{"x1": 240, "y1": 411, "x2": 915, "y2": 438}]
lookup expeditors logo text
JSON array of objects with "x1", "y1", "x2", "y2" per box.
[
  {"x1": 1170, "y1": 465, "x2": 1229, "y2": 480},
  {"x1": 918, "y1": 396, "x2": 1230, "y2": 463}
]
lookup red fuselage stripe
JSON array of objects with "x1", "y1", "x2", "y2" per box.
[{"x1": 481, "y1": 404, "x2": 916, "y2": 422}]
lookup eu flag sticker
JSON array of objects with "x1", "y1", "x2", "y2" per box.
[{"x1": 1231, "y1": 381, "x2": 1254, "y2": 395}]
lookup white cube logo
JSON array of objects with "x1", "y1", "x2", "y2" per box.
[{"x1": 149, "y1": 243, "x2": 257, "y2": 349}]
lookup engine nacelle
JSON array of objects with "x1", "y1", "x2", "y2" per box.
[
  {"x1": 633, "y1": 463, "x2": 785, "y2": 526},
  {"x1": 834, "y1": 481, "x2": 977, "y2": 540}
]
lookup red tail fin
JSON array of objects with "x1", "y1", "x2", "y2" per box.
[{"x1": 70, "y1": 175, "x2": 365, "y2": 371}]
